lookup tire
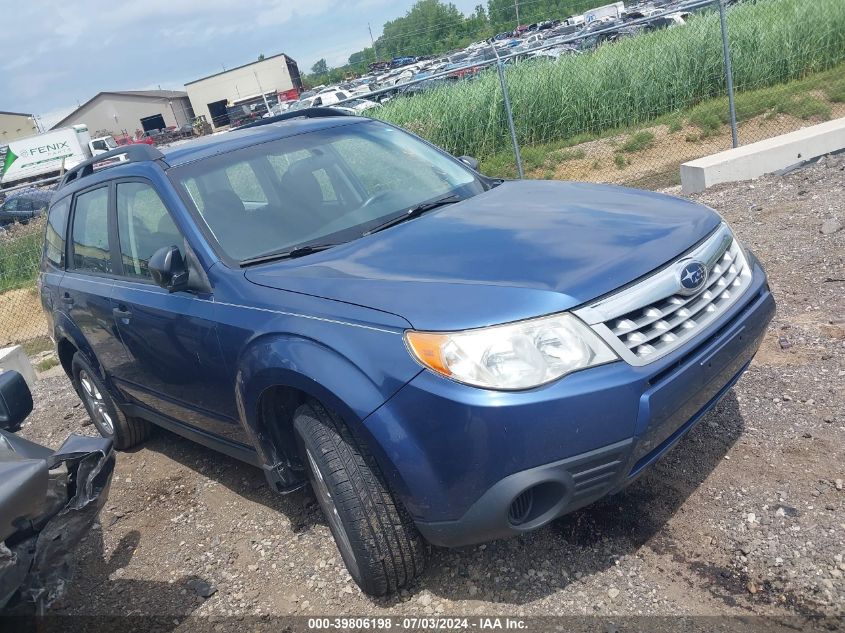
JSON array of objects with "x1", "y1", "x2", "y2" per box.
[
  {"x1": 294, "y1": 401, "x2": 427, "y2": 596},
  {"x1": 71, "y1": 352, "x2": 150, "y2": 450}
]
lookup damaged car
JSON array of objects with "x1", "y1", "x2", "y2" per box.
[{"x1": 0, "y1": 370, "x2": 114, "y2": 613}]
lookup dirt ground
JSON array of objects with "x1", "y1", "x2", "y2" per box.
[{"x1": 13, "y1": 157, "x2": 845, "y2": 628}]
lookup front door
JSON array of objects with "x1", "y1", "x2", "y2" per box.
[{"x1": 106, "y1": 180, "x2": 244, "y2": 443}]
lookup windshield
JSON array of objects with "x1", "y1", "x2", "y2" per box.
[{"x1": 170, "y1": 120, "x2": 486, "y2": 262}]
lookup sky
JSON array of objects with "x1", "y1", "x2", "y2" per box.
[{"x1": 2, "y1": 0, "x2": 482, "y2": 129}]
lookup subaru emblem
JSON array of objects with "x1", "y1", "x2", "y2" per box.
[{"x1": 678, "y1": 260, "x2": 707, "y2": 295}]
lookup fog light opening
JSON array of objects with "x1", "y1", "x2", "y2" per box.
[
  {"x1": 508, "y1": 489, "x2": 534, "y2": 526},
  {"x1": 508, "y1": 481, "x2": 567, "y2": 527}
]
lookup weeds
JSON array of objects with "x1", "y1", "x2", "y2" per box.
[
  {"x1": 775, "y1": 95, "x2": 832, "y2": 120},
  {"x1": 36, "y1": 356, "x2": 59, "y2": 372},
  {"x1": 0, "y1": 227, "x2": 43, "y2": 293},
  {"x1": 826, "y1": 78, "x2": 845, "y2": 103},
  {"x1": 620, "y1": 131, "x2": 655, "y2": 153}
]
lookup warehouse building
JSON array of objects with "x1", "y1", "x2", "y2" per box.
[
  {"x1": 0, "y1": 111, "x2": 39, "y2": 143},
  {"x1": 185, "y1": 53, "x2": 302, "y2": 128},
  {"x1": 50, "y1": 90, "x2": 194, "y2": 136}
]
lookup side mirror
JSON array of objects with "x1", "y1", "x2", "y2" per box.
[
  {"x1": 459, "y1": 156, "x2": 480, "y2": 171},
  {"x1": 149, "y1": 246, "x2": 189, "y2": 293},
  {"x1": 0, "y1": 371, "x2": 33, "y2": 433}
]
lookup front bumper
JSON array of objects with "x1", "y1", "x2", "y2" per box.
[{"x1": 362, "y1": 263, "x2": 775, "y2": 547}]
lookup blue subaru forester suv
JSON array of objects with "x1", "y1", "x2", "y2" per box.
[{"x1": 39, "y1": 109, "x2": 775, "y2": 595}]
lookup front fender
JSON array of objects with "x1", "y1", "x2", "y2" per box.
[{"x1": 234, "y1": 333, "x2": 421, "y2": 472}]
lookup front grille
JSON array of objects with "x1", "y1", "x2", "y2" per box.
[{"x1": 574, "y1": 223, "x2": 753, "y2": 366}]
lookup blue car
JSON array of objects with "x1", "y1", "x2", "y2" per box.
[
  {"x1": 0, "y1": 187, "x2": 52, "y2": 227},
  {"x1": 39, "y1": 109, "x2": 775, "y2": 595}
]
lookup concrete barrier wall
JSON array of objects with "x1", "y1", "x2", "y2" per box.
[
  {"x1": 0, "y1": 346, "x2": 36, "y2": 390},
  {"x1": 681, "y1": 117, "x2": 845, "y2": 194}
]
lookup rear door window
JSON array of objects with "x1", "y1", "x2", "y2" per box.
[{"x1": 70, "y1": 187, "x2": 111, "y2": 274}]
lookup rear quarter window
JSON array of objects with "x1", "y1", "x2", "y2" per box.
[{"x1": 44, "y1": 197, "x2": 70, "y2": 267}]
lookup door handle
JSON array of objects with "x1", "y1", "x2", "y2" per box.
[
  {"x1": 61, "y1": 293, "x2": 74, "y2": 306},
  {"x1": 113, "y1": 305, "x2": 132, "y2": 321}
]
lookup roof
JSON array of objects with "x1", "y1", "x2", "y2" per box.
[
  {"x1": 50, "y1": 90, "x2": 190, "y2": 129},
  {"x1": 108, "y1": 90, "x2": 188, "y2": 99},
  {"x1": 185, "y1": 53, "x2": 294, "y2": 86},
  {"x1": 162, "y1": 116, "x2": 364, "y2": 167},
  {"x1": 5, "y1": 187, "x2": 52, "y2": 201},
  {"x1": 0, "y1": 111, "x2": 34, "y2": 118}
]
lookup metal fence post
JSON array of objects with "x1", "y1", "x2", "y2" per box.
[
  {"x1": 718, "y1": 0, "x2": 739, "y2": 148},
  {"x1": 492, "y1": 44, "x2": 524, "y2": 179}
]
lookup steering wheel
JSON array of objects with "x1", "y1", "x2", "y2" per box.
[{"x1": 360, "y1": 190, "x2": 392, "y2": 209}]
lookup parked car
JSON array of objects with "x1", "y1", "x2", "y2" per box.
[
  {"x1": 331, "y1": 99, "x2": 381, "y2": 115},
  {"x1": 0, "y1": 188, "x2": 52, "y2": 226},
  {"x1": 40, "y1": 110, "x2": 775, "y2": 596},
  {"x1": 0, "y1": 370, "x2": 115, "y2": 613}
]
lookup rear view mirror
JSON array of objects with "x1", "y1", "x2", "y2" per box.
[
  {"x1": 0, "y1": 371, "x2": 33, "y2": 433},
  {"x1": 459, "y1": 156, "x2": 480, "y2": 171},
  {"x1": 149, "y1": 246, "x2": 189, "y2": 293}
]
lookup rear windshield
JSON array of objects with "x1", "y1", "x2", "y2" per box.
[{"x1": 169, "y1": 121, "x2": 485, "y2": 262}]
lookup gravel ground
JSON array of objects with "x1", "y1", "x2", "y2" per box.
[{"x1": 13, "y1": 157, "x2": 845, "y2": 627}]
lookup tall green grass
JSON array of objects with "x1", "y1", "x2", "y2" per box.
[
  {"x1": 374, "y1": 0, "x2": 845, "y2": 158},
  {"x1": 0, "y1": 225, "x2": 43, "y2": 293}
]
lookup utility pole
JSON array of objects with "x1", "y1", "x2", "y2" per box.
[
  {"x1": 368, "y1": 23, "x2": 379, "y2": 61},
  {"x1": 254, "y1": 71, "x2": 272, "y2": 113},
  {"x1": 514, "y1": 0, "x2": 520, "y2": 25}
]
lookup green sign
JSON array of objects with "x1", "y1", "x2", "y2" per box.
[{"x1": 0, "y1": 146, "x2": 17, "y2": 180}]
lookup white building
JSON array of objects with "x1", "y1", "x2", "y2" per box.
[
  {"x1": 51, "y1": 90, "x2": 194, "y2": 136},
  {"x1": 185, "y1": 53, "x2": 303, "y2": 128},
  {"x1": 0, "y1": 111, "x2": 39, "y2": 144}
]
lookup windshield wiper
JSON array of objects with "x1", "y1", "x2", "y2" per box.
[
  {"x1": 240, "y1": 243, "x2": 338, "y2": 266},
  {"x1": 363, "y1": 194, "x2": 463, "y2": 236}
]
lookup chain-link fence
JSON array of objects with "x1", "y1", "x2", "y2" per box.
[
  {"x1": 0, "y1": 0, "x2": 843, "y2": 349},
  {"x1": 0, "y1": 212, "x2": 48, "y2": 350}
]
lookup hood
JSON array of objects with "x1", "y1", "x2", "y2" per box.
[{"x1": 245, "y1": 180, "x2": 721, "y2": 331}]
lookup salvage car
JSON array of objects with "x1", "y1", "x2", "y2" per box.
[
  {"x1": 0, "y1": 189, "x2": 52, "y2": 227},
  {"x1": 0, "y1": 370, "x2": 114, "y2": 613},
  {"x1": 39, "y1": 109, "x2": 775, "y2": 595}
]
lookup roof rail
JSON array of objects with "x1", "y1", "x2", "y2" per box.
[
  {"x1": 234, "y1": 107, "x2": 354, "y2": 130},
  {"x1": 58, "y1": 144, "x2": 168, "y2": 189}
]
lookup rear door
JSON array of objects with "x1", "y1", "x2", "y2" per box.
[
  {"x1": 61, "y1": 184, "x2": 125, "y2": 372},
  {"x1": 107, "y1": 179, "x2": 241, "y2": 443}
]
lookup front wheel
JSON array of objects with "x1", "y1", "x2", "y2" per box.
[{"x1": 294, "y1": 401, "x2": 427, "y2": 596}]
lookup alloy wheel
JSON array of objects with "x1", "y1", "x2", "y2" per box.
[{"x1": 78, "y1": 370, "x2": 114, "y2": 435}]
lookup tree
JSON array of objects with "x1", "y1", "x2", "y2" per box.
[
  {"x1": 309, "y1": 0, "x2": 607, "y2": 83},
  {"x1": 258, "y1": 53, "x2": 265, "y2": 61},
  {"x1": 375, "y1": 0, "x2": 468, "y2": 58}
]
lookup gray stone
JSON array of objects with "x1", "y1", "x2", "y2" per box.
[{"x1": 820, "y1": 219, "x2": 842, "y2": 235}]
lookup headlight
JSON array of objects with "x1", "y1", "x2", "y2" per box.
[{"x1": 405, "y1": 313, "x2": 617, "y2": 390}]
